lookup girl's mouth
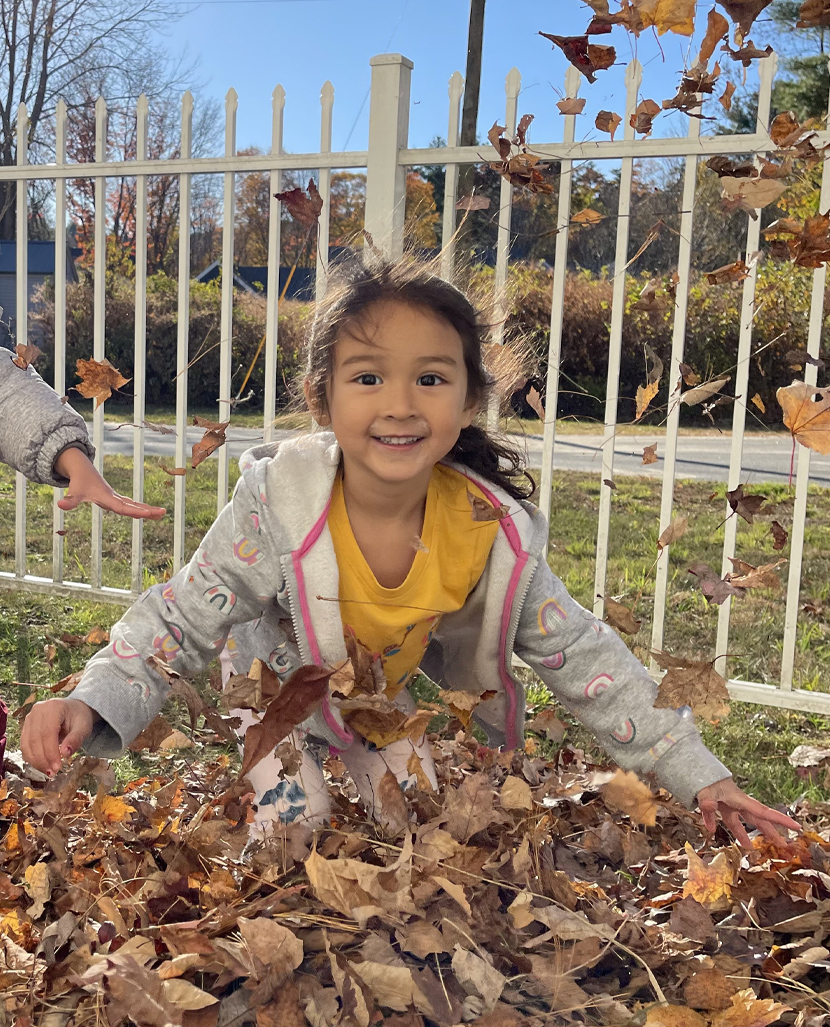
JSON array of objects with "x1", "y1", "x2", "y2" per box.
[{"x1": 372, "y1": 435, "x2": 424, "y2": 448}]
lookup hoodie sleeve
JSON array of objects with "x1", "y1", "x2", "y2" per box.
[
  {"x1": 72, "y1": 466, "x2": 283, "y2": 756},
  {"x1": 0, "y1": 348, "x2": 94, "y2": 486},
  {"x1": 513, "y1": 557, "x2": 730, "y2": 808}
]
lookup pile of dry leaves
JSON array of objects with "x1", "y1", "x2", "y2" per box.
[{"x1": 2, "y1": 718, "x2": 829, "y2": 1027}]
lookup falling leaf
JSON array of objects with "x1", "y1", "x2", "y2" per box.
[
  {"x1": 715, "y1": 0, "x2": 774, "y2": 38},
  {"x1": 706, "y1": 260, "x2": 750, "y2": 286},
  {"x1": 526, "y1": 707, "x2": 567, "y2": 742},
  {"x1": 797, "y1": 0, "x2": 830, "y2": 27},
  {"x1": 556, "y1": 96, "x2": 586, "y2": 115},
  {"x1": 160, "y1": 464, "x2": 187, "y2": 476},
  {"x1": 602, "y1": 770, "x2": 659, "y2": 826},
  {"x1": 191, "y1": 416, "x2": 230, "y2": 469},
  {"x1": 707, "y1": 156, "x2": 756, "y2": 178},
  {"x1": 720, "y1": 176, "x2": 787, "y2": 215},
  {"x1": 726, "y1": 483, "x2": 766, "y2": 523},
  {"x1": 11, "y1": 343, "x2": 42, "y2": 370},
  {"x1": 633, "y1": 0, "x2": 695, "y2": 34},
  {"x1": 602, "y1": 595, "x2": 642, "y2": 634},
  {"x1": 770, "y1": 520, "x2": 788, "y2": 551},
  {"x1": 129, "y1": 715, "x2": 176, "y2": 753},
  {"x1": 240, "y1": 665, "x2": 333, "y2": 777},
  {"x1": 679, "y1": 375, "x2": 731, "y2": 406},
  {"x1": 74, "y1": 357, "x2": 131, "y2": 408},
  {"x1": 642, "y1": 442, "x2": 659, "y2": 465},
  {"x1": 539, "y1": 32, "x2": 616, "y2": 83},
  {"x1": 657, "y1": 515, "x2": 688, "y2": 550},
  {"x1": 750, "y1": 393, "x2": 766, "y2": 413},
  {"x1": 636, "y1": 379, "x2": 660, "y2": 420},
  {"x1": 784, "y1": 348, "x2": 825, "y2": 371},
  {"x1": 595, "y1": 109, "x2": 622, "y2": 140},
  {"x1": 687, "y1": 561, "x2": 747, "y2": 605},
  {"x1": 630, "y1": 98, "x2": 661, "y2": 135},
  {"x1": 679, "y1": 362, "x2": 701, "y2": 386},
  {"x1": 571, "y1": 208, "x2": 605, "y2": 225},
  {"x1": 467, "y1": 489, "x2": 509, "y2": 521},
  {"x1": 143, "y1": 419, "x2": 176, "y2": 435},
  {"x1": 631, "y1": 277, "x2": 667, "y2": 312},
  {"x1": 787, "y1": 213, "x2": 830, "y2": 269},
  {"x1": 455, "y1": 194, "x2": 490, "y2": 211},
  {"x1": 274, "y1": 179, "x2": 323, "y2": 225},
  {"x1": 719, "y1": 81, "x2": 737, "y2": 111},
  {"x1": 603, "y1": 478, "x2": 617, "y2": 489},
  {"x1": 439, "y1": 688, "x2": 489, "y2": 727},
  {"x1": 526, "y1": 385, "x2": 545, "y2": 420},
  {"x1": 726, "y1": 557, "x2": 785, "y2": 590},
  {"x1": 653, "y1": 651, "x2": 731, "y2": 721},
  {"x1": 487, "y1": 117, "x2": 553, "y2": 193},
  {"x1": 699, "y1": 8, "x2": 730, "y2": 63},
  {"x1": 777, "y1": 381, "x2": 830, "y2": 454}
]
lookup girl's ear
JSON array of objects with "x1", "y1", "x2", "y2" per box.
[
  {"x1": 460, "y1": 397, "x2": 479, "y2": 429},
  {"x1": 303, "y1": 378, "x2": 331, "y2": 426}
]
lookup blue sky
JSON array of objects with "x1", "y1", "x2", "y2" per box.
[{"x1": 156, "y1": 0, "x2": 759, "y2": 158}]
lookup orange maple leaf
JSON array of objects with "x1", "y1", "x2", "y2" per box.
[
  {"x1": 74, "y1": 357, "x2": 131, "y2": 408},
  {"x1": 777, "y1": 381, "x2": 830, "y2": 454}
]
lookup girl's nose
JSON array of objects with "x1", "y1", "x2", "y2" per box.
[{"x1": 382, "y1": 380, "x2": 418, "y2": 418}]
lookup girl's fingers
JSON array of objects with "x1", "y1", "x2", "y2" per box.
[
  {"x1": 722, "y1": 808, "x2": 753, "y2": 847},
  {"x1": 57, "y1": 493, "x2": 81, "y2": 511},
  {"x1": 94, "y1": 492, "x2": 166, "y2": 520}
]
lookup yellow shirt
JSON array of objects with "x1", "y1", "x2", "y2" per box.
[{"x1": 328, "y1": 464, "x2": 500, "y2": 698}]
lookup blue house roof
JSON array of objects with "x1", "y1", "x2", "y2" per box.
[{"x1": 0, "y1": 240, "x2": 78, "y2": 276}]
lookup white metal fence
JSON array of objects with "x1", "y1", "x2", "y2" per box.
[{"x1": 0, "y1": 51, "x2": 827, "y2": 714}]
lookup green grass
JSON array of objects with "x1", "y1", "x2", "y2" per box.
[{"x1": 1, "y1": 459, "x2": 828, "y2": 807}]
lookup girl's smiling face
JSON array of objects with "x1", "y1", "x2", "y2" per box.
[{"x1": 307, "y1": 299, "x2": 477, "y2": 493}]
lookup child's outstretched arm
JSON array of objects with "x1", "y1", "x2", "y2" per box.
[
  {"x1": 514, "y1": 559, "x2": 800, "y2": 845},
  {"x1": 21, "y1": 460, "x2": 282, "y2": 774},
  {"x1": 0, "y1": 349, "x2": 164, "y2": 520}
]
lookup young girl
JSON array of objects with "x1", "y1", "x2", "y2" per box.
[
  {"x1": 20, "y1": 260, "x2": 798, "y2": 847},
  {"x1": 0, "y1": 346, "x2": 166, "y2": 520}
]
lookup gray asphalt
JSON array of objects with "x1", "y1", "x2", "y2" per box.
[{"x1": 95, "y1": 423, "x2": 830, "y2": 487}]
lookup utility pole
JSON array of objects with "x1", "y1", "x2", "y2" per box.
[{"x1": 457, "y1": 0, "x2": 485, "y2": 235}]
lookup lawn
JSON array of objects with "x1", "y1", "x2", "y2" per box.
[{"x1": 0, "y1": 455, "x2": 828, "y2": 807}]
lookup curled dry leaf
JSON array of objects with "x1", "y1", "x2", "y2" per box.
[
  {"x1": 719, "y1": 80, "x2": 737, "y2": 111},
  {"x1": 705, "y1": 260, "x2": 750, "y2": 285},
  {"x1": 770, "y1": 520, "x2": 788, "y2": 551},
  {"x1": 11, "y1": 343, "x2": 42, "y2": 369},
  {"x1": 571, "y1": 207, "x2": 605, "y2": 226},
  {"x1": 720, "y1": 176, "x2": 787, "y2": 216},
  {"x1": 642, "y1": 442, "x2": 659, "y2": 465},
  {"x1": 657, "y1": 515, "x2": 688, "y2": 550},
  {"x1": 601, "y1": 595, "x2": 642, "y2": 635},
  {"x1": 159, "y1": 464, "x2": 187, "y2": 476},
  {"x1": 679, "y1": 375, "x2": 731, "y2": 407},
  {"x1": 777, "y1": 381, "x2": 830, "y2": 454},
  {"x1": 539, "y1": 32, "x2": 616, "y2": 83},
  {"x1": 653, "y1": 651, "x2": 731, "y2": 722},
  {"x1": 726, "y1": 483, "x2": 766, "y2": 523},
  {"x1": 526, "y1": 707, "x2": 567, "y2": 742},
  {"x1": 274, "y1": 179, "x2": 323, "y2": 225},
  {"x1": 74, "y1": 357, "x2": 131, "y2": 408},
  {"x1": 798, "y1": 0, "x2": 830, "y2": 27},
  {"x1": 595, "y1": 109, "x2": 622, "y2": 140},
  {"x1": 687, "y1": 561, "x2": 747, "y2": 605},
  {"x1": 679, "y1": 362, "x2": 702, "y2": 386},
  {"x1": 726, "y1": 557, "x2": 785, "y2": 591},
  {"x1": 635, "y1": 379, "x2": 660, "y2": 420},
  {"x1": 602, "y1": 769, "x2": 658, "y2": 827},
  {"x1": 633, "y1": 0, "x2": 696, "y2": 35},
  {"x1": 630, "y1": 98, "x2": 661, "y2": 135},
  {"x1": 556, "y1": 96, "x2": 586, "y2": 115},
  {"x1": 603, "y1": 478, "x2": 617, "y2": 489},
  {"x1": 467, "y1": 489, "x2": 509, "y2": 522},
  {"x1": 715, "y1": 0, "x2": 774, "y2": 39},
  {"x1": 526, "y1": 385, "x2": 546, "y2": 420},
  {"x1": 487, "y1": 116, "x2": 553, "y2": 193},
  {"x1": 750, "y1": 393, "x2": 766, "y2": 413},
  {"x1": 192, "y1": 416, "x2": 230, "y2": 469},
  {"x1": 699, "y1": 8, "x2": 730, "y2": 64},
  {"x1": 411, "y1": 535, "x2": 429, "y2": 554},
  {"x1": 784, "y1": 348, "x2": 825, "y2": 371}
]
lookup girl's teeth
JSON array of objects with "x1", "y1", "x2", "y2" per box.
[{"x1": 379, "y1": 437, "x2": 420, "y2": 445}]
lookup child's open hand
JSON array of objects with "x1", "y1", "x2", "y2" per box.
[
  {"x1": 20, "y1": 697, "x2": 97, "y2": 776},
  {"x1": 54, "y1": 447, "x2": 166, "y2": 520},
  {"x1": 697, "y1": 778, "x2": 801, "y2": 849}
]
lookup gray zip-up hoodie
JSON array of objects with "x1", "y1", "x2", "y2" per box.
[
  {"x1": 0, "y1": 347, "x2": 94, "y2": 486},
  {"x1": 73, "y1": 432, "x2": 730, "y2": 808}
]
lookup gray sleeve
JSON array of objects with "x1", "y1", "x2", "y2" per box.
[
  {"x1": 72, "y1": 470, "x2": 282, "y2": 756},
  {"x1": 514, "y1": 559, "x2": 730, "y2": 808},
  {"x1": 0, "y1": 349, "x2": 94, "y2": 486}
]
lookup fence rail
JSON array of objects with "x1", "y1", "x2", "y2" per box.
[{"x1": 1, "y1": 50, "x2": 828, "y2": 714}]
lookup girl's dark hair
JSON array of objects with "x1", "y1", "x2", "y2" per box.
[{"x1": 304, "y1": 256, "x2": 535, "y2": 502}]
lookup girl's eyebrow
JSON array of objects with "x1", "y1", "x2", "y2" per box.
[{"x1": 338, "y1": 353, "x2": 460, "y2": 369}]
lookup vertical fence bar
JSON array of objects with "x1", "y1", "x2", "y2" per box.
[
  {"x1": 539, "y1": 64, "x2": 580, "y2": 530},
  {"x1": 264, "y1": 85, "x2": 285, "y2": 445},
  {"x1": 173, "y1": 92, "x2": 193, "y2": 572},
  {"x1": 440, "y1": 71, "x2": 464, "y2": 282},
  {"x1": 52, "y1": 100, "x2": 68, "y2": 583},
  {"x1": 14, "y1": 103, "x2": 28, "y2": 579},
  {"x1": 650, "y1": 97, "x2": 702, "y2": 661},
  {"x1": 365, "y1": 54, "x2": 413, "y2": 259},
  {"x1": 715, "y1": 55, "x2": 777, "y2": 678},
  {"x1": 90, "y1": 97, "x2": 108, "y2": 590},
  {"x1": 131, "y1": 95, "x2": 149, "y2": 593},
  {"x1": 489, "y1": 67, "x2": 520, "y2": 432},
  {"x1": 316, "y1": 81, "x2": 333, "y2": 303},
  {"x1": 779, "y1": 60, "x2": 830, "y2": 690},
  {"x1": 217, "y1": 88, "x2": 237, "y2": 514},
  {"x1": 592, "y1": 59, "x2": 642, "y2": 619}
]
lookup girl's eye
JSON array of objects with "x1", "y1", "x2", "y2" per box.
[
  {"x1": 355, "y1": 373, "x2": 380, "y2": 386},
  {"x1": 418, "y1": 373, "x2": 444, "y2": 387}
]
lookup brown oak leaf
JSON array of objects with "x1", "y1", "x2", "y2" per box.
[
  {"x1": 274, "y1": 179, "x2": 323, "y2": 225},
  {"x1": 653, "y1": 650, "x2": 731, "y2": 721}
]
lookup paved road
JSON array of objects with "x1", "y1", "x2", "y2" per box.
[{"x1": 95, "y1": 423, "x2": 830, "y2": 486}]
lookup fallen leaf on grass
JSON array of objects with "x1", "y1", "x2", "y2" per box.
[
  {"x1": 710, "y1": 989, "x2": 789, "y2": 1027},
  {"x1": 777, "y1": 381, "x2": 830, "y2": 454},
  {"x1": 653, "y1": 651, "x2": 731, "y2": 721},
  {"x1": 602, "y1": 769, "x2": 658, "y2": 826},
  {"x1": 646, "y1": 1004, "x2": 708, "y2": 1027},
  {"x1": 657, "y1": 515, "x2": 688, "y2": 550},
  {"x1": 526, "y1": 708, "x2": 567, "y2": 742},
  {"x1": 74, "y1": 357, "x2": 131, "y2": 408},
  {"x1": 501, "y1": 775, "x2": 533, "y2": 811}
]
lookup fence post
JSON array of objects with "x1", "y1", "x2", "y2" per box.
[{"x1": 365, "y1": 54, "x2": 413, "y2": 259}]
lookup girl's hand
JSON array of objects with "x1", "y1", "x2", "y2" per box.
[
  {"x1": 54, "y1": 447, "x2": 166, "y2": 520},
  {"x1": 20, "y1": 698, "x2": 98, "y2": 776},
  {"x1": 697, "y1": 777, "x2": 801, "y2": 848}
]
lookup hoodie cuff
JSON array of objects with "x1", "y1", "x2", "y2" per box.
[
  {"x1": 37, "y1": 432, "x2": 95, "y2": 488},
  {"x1": 652, "y1": 735, "x2": 732, "y2": 808}
]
